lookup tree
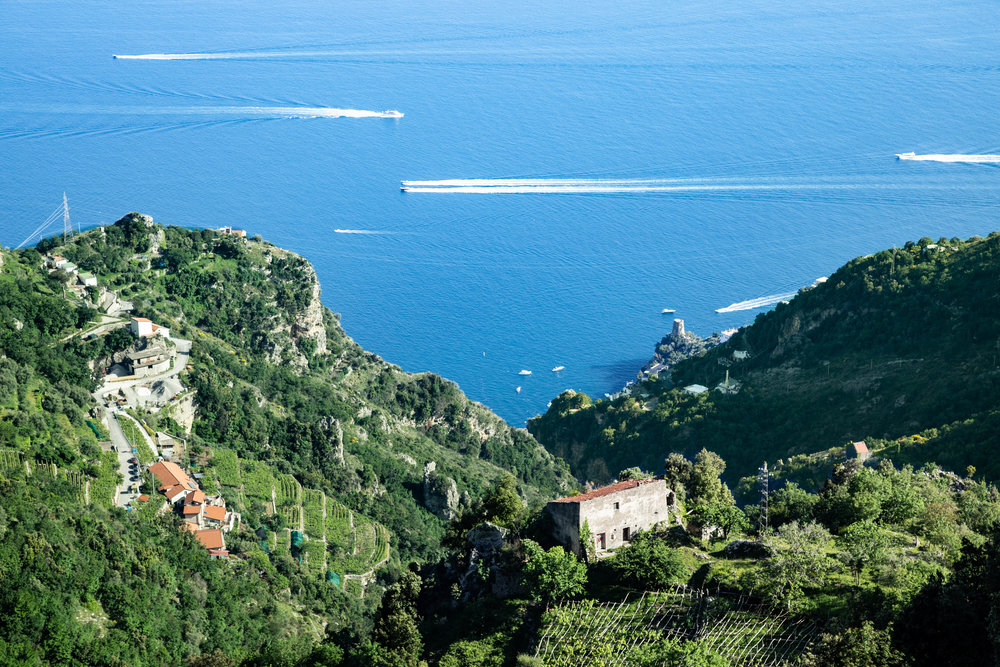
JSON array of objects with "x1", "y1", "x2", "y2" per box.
[
  {"x1": 481, "y1": 473, "x2": 524, "y2": 528},
  {"x1": 804, "y1": 622, "x2": 907, "y2": 667},
  {"x1": 746, "y1": 521, "x2": 835, "y2": 609},
  {"x1": 610, "y1": 532, "x2": 686, "y2": 589},
  {"x1": 690, "y1": 502, "x2": 750, "y2": 540},
  {"x1": 769, "y1": 482, "x2": 818, "y2": 527},
  {"x1": 372, "y1": 571, "x2": 423, "y2": 667},
  {"x1": 839, "y1": 520, "x2": 890, "y2": 586},
  {"x1": 618, "y1": 466, "x2": 651, "y2": 481},
  {"x1": 664, "y1": 452, "x2": 693, "y2": 504},
  {"x1": 689, "y1": 449, "x2": 734, "y2": 508},
  {"x1": 521, "y1": 539, "x2": 587, "y2": 603}
]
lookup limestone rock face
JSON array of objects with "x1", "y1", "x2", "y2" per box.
[
  {"x1": 423, "y1": 461, "x2": 459, "y2": 520},
  {"x1": 317, "y1": 416, "x2": 345, "y2": 465},
  {"x1": 466, "y1": 522, "x2": 506, "y2": 552},
  {"x1": 292, "y1": 275, "x2": 328, "y2": 356}
]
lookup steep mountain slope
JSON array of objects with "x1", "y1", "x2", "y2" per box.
[
  {"x1": 37, "y1": 214, "x2": 575, "y2": 560},
  {"x1": 529, "y1": 233, "x2": 1000, "y2": 484}
]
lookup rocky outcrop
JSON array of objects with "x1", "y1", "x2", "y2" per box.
[
  {"x1": 317, "y1": 416, "x2": 345, "y2": 465},
  {"x1": 291, "y1": 271, "x2": 328, "y2": 357},
  {"x1": 423, "y1": 461, "x2": 459, "y2": 520},
  {"x1": 638, "y1": 318, "x2": 721, "y2": 381},
  {"x1": 722, "y1": 539, "x2": 773, "y2": 560}
]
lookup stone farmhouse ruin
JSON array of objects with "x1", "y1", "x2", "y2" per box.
[{"x1": 546, "y1": 478, "x2": 676, "y2": 556}]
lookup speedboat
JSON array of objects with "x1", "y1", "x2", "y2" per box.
[
  {"x1": 895, "y1": 152, "x2": 916, "y2": 159},
  {"x1": 516, "y1": 386, "x2": 521, "y2": 393},
  {"x1": 661, "y1": 308, "x2": 676, "y2": 314},
  {"x1": 552, "y1": 366, "x2": 565, "y2": 372},
  {"x1": 518, "y1": 370, "x2": 532, "y2": 376}
]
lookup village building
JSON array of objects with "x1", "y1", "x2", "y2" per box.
[
  {"x1": 125, "y1": 340, "x2": 171, "y2": 377},
  {"x1": 78, "y1": 271, "x2": 98, "y2": 287},
  {"x1": 847, "y1": 441, "x2": 871, "y2": 462},
  {"x1": 218, "y1": 226, "x2": 247, "y2": 238},
  {"x1": 684, "y1": 384, "x2": 709, "y2": 395},
  {"x1": 547, "y1": 478, "x2": 676, "y2": 557},
  {"x1": 47, "y1": 255, "x2": 68, "y2": 269},
  {"x1": 129, "y1": 316, "x2": 170, "y2": 338}
]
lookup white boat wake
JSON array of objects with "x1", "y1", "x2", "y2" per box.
[
  {"x1": 715, "y1": 293, "x2": 797, "y2": 313},
  {"x1": 896, "y1": 152, "x2": 1000, "y2": 163},
  {"x1": 400, "y1": 178, "x2": 859, "y2": 194},
  {"x1": 333, "y1": 229, "x2": 393, "y2": 234}
]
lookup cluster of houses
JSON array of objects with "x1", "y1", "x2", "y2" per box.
[
  {"x1": 46, "y1": 254, "x2": 97, "y2": 290},
  {"x1": 145, "y1": 460, "x2": 237, "y2": 558},
  {"x1": 217, "y1": 226, "x2": 247, "y2": 238}
]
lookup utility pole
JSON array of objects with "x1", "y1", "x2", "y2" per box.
[
  {"x1": 758, "y1": 461, "x2": 769, "y2": 536},
  {"x1": 62, "y1": 192, "x2": 71, "y2": 243}
]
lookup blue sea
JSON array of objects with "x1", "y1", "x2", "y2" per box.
[{"x1": 2, "y1": 0, "x2": 998, "y2": 425}]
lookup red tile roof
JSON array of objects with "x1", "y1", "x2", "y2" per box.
[
  {"x1": 552, "y1": 478, "x2": 659, "y2": 503},
  {"x1": 149, "y1": 461, "x2": 193, "y2": 490},
  {"x1": 203, "y1": 505, "x2": 227, "y2": 522},
  {"x1": 186, "y1": 490, "x2": 206, "y2": 505},
  {"x1": 852, "y1": 441, "x2": 869, "y2": 454},
  {"x1": 195, "y1": 529, "x2": 224, "y2": 550},
  {"x1": 182, "y1": 505, "x2": 201, "y2": 516},
  {"x1": 131, "y1": 317, "x2": 152, "y2": 322},
  {"x1": 138, "y1": 495, "x2": 150, "y2": 502}
]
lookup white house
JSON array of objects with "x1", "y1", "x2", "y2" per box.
[
  {"x1": 130, "y1": 317, "x2": 170, "y2": 339},
  {"x1": 78, "y1": 272, "x2": 98, "y2": 287},
  {"x1": 684, "y1": 384, "x2": 709, "y2": 395}
]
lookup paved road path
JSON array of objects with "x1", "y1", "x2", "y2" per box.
[
  {"x1": 93, "y1": 337, "x2": 192, "y2": 404},
  {"x1": 106, "y1": 411, "x2": 140, "y2": 507}
]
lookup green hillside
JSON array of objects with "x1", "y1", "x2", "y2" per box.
[{"x1": 529, "y1": 233, "x2": 1000, "y2": 485}]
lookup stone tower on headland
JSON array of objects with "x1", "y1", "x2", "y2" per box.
[{"x1": 672, "y1": 318, "x2": 685, "y2": 338}]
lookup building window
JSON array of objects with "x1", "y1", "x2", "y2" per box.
[
  {"x1": 613, "y1": 502, "x2": 620, "y2": 510},
  {"x1": 623, "y1": 527, "x2": 631, "y2": 541}
]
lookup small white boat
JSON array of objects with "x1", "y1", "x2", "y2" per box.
[
  {"x1": 895, "y1": 152, "x2": 915, "y2": 160},
  {"x1": 661, "y1": 308, "x2": 676, "y2": 314},
  {"x1": 516, "y1": 386, "x2": 522, "y2": 393},
  {"x1": 518, "y1": 370, "x2": 532, "y2": 376},
  {"x1": 551, "y1": 366, "x2": 565, "y2": 372}
]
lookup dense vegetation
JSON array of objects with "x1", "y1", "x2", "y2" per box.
[
  {"x1": 7, "y1": 217, "x2": 1000, "y2": 665},
  {"x1": 529, "y1": 233, "x2": 1000, "y2": 486}
]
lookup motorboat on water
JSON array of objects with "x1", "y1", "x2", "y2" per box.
[
  {"x1": 518, "y1": 370, "x2": 532, "y2": 376},
  {"x1": 895, "y1": 152, "x2": 916, "y2": 159},
  {"x1": 661, "y1": 308, "x2": 676, "y2": 314},
  {"x1": 516, "y1": 386, "x2": 522, "y2": 393},
  {"x1": 551, "y1": 366, "x2": 565, "y2": 372}
]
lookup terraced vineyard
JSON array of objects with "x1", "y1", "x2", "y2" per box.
[
  {"x1": 534, "y1": 586, "x2": 819, "y2": 667},
  {"x1": 0, "y1": 449, "x2": 24, "y2": 470},
  {"x1": 61, "y1": 470, "x2": 88, "y2": 502},
  {"x1": 204, "y1": 448, "x2": 391, "y2": 578}
]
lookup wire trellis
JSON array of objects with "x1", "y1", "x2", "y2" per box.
[{"x1": 534, "y1": 584, "x2": 819, "y2": 666}]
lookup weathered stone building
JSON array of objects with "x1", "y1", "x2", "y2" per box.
[{"x1": 547, "y1": 478, "x2": 675, "y2": 556}]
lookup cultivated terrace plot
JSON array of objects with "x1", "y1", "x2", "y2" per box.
[
  {"x1": 534, "y1": 586, "x2": 819, "y2": 667},
  {"x1": 90, "y1": 450, "x2": 120, "y2": 509},
  {"x1": 202, "y1": 446, "x2": 391, "y2": 578}
]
